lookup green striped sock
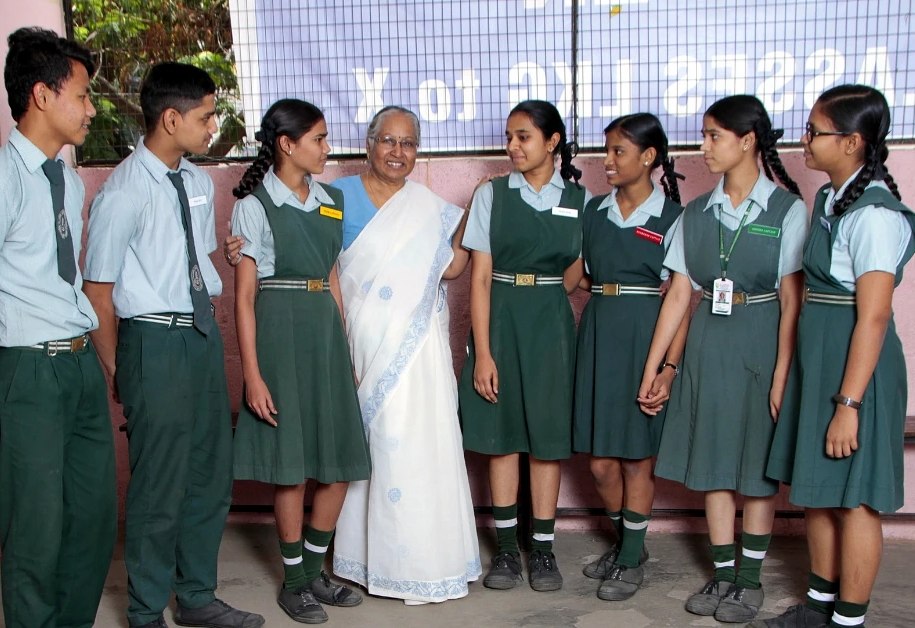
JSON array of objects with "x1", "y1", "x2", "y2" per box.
[
  {"x1": 302, "y1": 526, "x2": 334, "y2": 582},
  {"x1": 280, "y1": 539, "x2": 307, "y2": 591},
  {"x1": 531, "y1": 518, "x2": 555, "y2": 552},
  {"x1": 492, "y1": 504, "x2": 520, "y2": 555},
  {"x1": 830, "y1": 600, "x2": 867, "y2": 627},
  {"x1": 806, "y1": 571, "x2": 838, "y2": 615},
  {"x1": 617, "y1": 509, "x2": 650, "y2": 568},
  {"x1": 735, "y1": 533, "x2": 771, "y2": 589},
  {"x1": 710, "y1": 543, "x2": 736, "y2": 583}
]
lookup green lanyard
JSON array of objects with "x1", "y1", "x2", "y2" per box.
[{"x1": 718, "y1": 201, "x2": 755, "y2": 279}]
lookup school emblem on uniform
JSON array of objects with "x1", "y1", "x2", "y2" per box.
[
  {"x1": 191, "y1": 265, "x2": 204, "y2": 291},
  {"x1": 635, "y1": 226, "x2": 663, "y2": 245},
  {"x1": 56, "y1": 209, "x2": 69, "y2": 239}
]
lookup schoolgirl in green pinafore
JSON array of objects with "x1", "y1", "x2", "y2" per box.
[
  {"x1": 572, "y1": 114, "x2": 686, "y2": 602},
  {"x1": 460, "y1": 100, "x2": 588, "y2": 593},
  {"x1": 759, "y1": 85, "x2": 914, "y2": 628},
  {"x1": 638, "y1": 96, "x2": 806, "y2": 624},
  {"x1": 231, "y1": 100, "x2": 367, "y2": 624}
]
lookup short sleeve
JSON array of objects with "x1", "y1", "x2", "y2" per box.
[
  {"x1": 662, "y1": 214, "x2": 700, "y2": 290},
  {"x1": 0, "y1": 161, "x2": 18, "y2": 248},
  {"x1": 461, "y1": 181, "x2": 494, "y2": 254},
  {"x1": 846, "y1": 206, "x2": 912, "y2": 277},
  {"x1": 231, "y1": 195, "x2": 269, "y2": 267},
  {"x1": 84, "y1": 188, "x2": 139, "y2": 282},
  {"x1": 777, "y1": 198, "x2": 809, "y2": 278},
  {"x1": 202, "y1": 175, "x2": 217, "y2": 254}
]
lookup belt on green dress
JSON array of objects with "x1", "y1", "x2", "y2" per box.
[
  {"x1": 804, "y1": 288, "x2": 856, "y2": 305},
  {"x1": 133, "y1": 313, "x2": 194, "y2": 327},
  {"x1": 492, "y1": 270, "x2": 563, "y2": 287},
  {"x1": 259, "y1": 278, "x2": 330, "y2": 292},
  {"x1": 25, "y1": 334, "x2": 89, "y2": 355},
  {"x1": 701, "y1": 289, "x2": 778, "y2": 306},
  {"x1": 590, "y1": 283, "x2": 661, "y2": 296}
]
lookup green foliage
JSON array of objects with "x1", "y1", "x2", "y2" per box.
[{"x1": 72, "y1": 0, "x2": 246, "y2": 162}]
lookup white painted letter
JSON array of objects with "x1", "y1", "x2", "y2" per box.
[
  {"x1": 804, "y1": 49, "x2": 844, "y2": 108},
  {"x1": 418, "y1": 79, "x2": 452, "y2": 122},
  {"x1": 663, "y1": 56, "x2": 702, "y2": 116},
  {"x1": 508, "y1": 62, "x2": 547, "y2": 104},
  {"x1": 757, "y1": 51, "x2": 796, "y2": 113},
  {"x1": 352, "y1": 67, "x2": 389, "y2": 123},
  {"x1": 456, "y1": 69, "x2": 481, "y2": 121}
]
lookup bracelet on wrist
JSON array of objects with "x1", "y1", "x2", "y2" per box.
[
  {"x1": 832, "y1": 393, "x2": 862, "y2": 410},
  {"x1": 659, "y1": 362, "x2": 679, "y2": 377}
]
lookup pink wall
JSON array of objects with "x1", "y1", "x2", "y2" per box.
[{"x1": 76, "y1": 149, "x2": 915, "y2": 537}]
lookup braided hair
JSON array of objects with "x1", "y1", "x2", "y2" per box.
[
  {"x1": 705, "y1": 95, "x2": 802, "y2": 198},
  {"x1": 509, "y1": 100, "x2": 582, "y2": 186},
  {"x1": 816, "y1": 84, "x2": 900, "y2": 215},
  {"x1": 233, "y1": 99, "x2": 325, "y2": 199},
  {"x1": 605, "y1": 113, "x2": 684, "y2": 204}
]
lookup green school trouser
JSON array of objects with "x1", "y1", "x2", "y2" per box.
[
  {"x1": 116, "y1": 319, "x2": 233, "y2": 627},
  {"x1": 0, "y1": 341, "x2": 116, "y2": 628}
]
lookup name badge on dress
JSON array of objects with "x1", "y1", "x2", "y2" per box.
[
  {"x1": 634, "y1": 226, "x2": 664, "y2": 245},
  {"x1": 320, "y1": 205, "x2": 343, "y2": 220},
  {"x1": 746, "y1": 224, "x2": 781, "y2": 238},
  {"x1": 188, "y1": 195, "x2": 207, "y2": 207},
  {"x1": 551, "y1": 206, "x2": 578, "y2": 218},
  {"x1": 819, "y1": 216, "x2": 832, "y2": 233},
  {"x1": 711, "y1": 277, "x2": 733, "y2": 316}
]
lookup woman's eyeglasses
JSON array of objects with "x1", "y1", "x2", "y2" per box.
[
  {"x1": 805, "y1": 123, "x2": 850, "y2": 142},
  {"x1": 370, "y1": 135, "x2": 419, "y2": 151}
]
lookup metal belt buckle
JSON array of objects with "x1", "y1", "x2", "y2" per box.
[
  {"x1": 70, "y1": 336, "x2": 87, "y2": 352},
  {"x1": 733, "y1": 292, "x2": 747, "y2": 306},
  {"x1": 307, "y1": 279, "x2": 324, "y2": 292},
  {"x1": 602, "y1": 283, "x2": 621, "y2": 296},
  {"x1": 803, "y1": 287, "x2": 810, "y2": 303},
  {"x1": 515, "y1": 273, "x2": 535, "y2": 286},
  {"x1": 47, "y1": 343, "x2": 58, "y2": 357}
]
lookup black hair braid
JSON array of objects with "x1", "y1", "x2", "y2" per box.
[
  {"x1": 884, "y1": 171, "x2": 902, "y2": 201},
  {"x1": 557, "y1": 140, "x2": 582, "y2": 186},
  {"x1": 233, "y1": 142, "x2": 275, "y2": 199},
  {"x1": 761, "y1": 144, "x2": 802, "y2": 198},
  {"x1": 659, "y1": 157, "x2": 682, "y2": 204},
  {"x1": 833, "y1": 153, "x2": 879, "y2": 216}
]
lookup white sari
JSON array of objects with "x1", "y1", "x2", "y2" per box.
[{"x1": 332, "y1": 180, "x2": 481, "y2": 602}]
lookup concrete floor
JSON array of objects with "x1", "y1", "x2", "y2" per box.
[{"x1": 5, "y1": 520, "x2": 914, "y2": 627}]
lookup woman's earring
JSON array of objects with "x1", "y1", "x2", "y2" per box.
[
  {"x1": 643, "y1": 161, "x2": 650, "y2": 166},
  {"x1": 286, "y1": 149, "x2": 293, "y2": 156}
]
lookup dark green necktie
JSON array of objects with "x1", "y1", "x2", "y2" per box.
[
  {"x1": 166, "y1": 170, "x2": 213, "y2": 334},
  {"x1": 40, "y1": 159, "x2": 77, "y2": 285}
]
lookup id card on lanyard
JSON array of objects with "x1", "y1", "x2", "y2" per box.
[{"x1": 713, "y1": 202, "x2": 754, "y2": 316}]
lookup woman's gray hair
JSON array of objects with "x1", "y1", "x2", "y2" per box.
[{"x1": 366, "y1": 106, "x2": 421, "y2": 143}]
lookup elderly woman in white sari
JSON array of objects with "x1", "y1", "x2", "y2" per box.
[{"x1": 226, "y1": 106, "x2": 480, "y2": 605}]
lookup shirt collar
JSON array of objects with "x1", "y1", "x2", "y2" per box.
[
  {"x1": 8, "y1": 127, "x2": 58, "y2": 174},
  {"x1": 704, "y1": 172, "x2": 776, "y2": 213},
  {"x1": 824, "y1": 166, "x2": 887, "y2": 216},
  {"x1": 508, "y1": 168, "x2": 566, "y2": 193},
  {"x1": 135, "y1": 136, "x2": 190, "y2": 183},
  {"x1": 597, "y1": 185, "x2": 666, "y2": 218},
  {"x1": 264, "y1": 168, "x2": 333, "y2": 208}
]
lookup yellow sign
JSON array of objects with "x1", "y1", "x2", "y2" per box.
[{"x1": 320, "y1": 205, "x2": 342, "y2": 220}]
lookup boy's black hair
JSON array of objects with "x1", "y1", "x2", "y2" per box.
[
  {"x1": 4, "y1": 27, "x2": 95, "y2": 122},
  {"x1": 139, "y1": 62, "x2": 216, "y2": 132}
]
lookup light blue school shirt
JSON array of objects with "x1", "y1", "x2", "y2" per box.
[
  {"x1": 231, "y1": 167, "x2": 339, "y2": 278},
  {"x1": 0, "y1": 128, "x2": 98, "y2": 346},
  {"x1": 333, "y1": 174, "x2": 377, "y2": 250},
  {"x1": 664, "y1": 174, "x2": 808, "y2": 289},
  {"x1": 462, "y1": 169, "x2": 592, "y2": 254},
  {"x1": 822, "y1": 170, "x2": 913, "y2": 292},
  {"x1": 84, "y1": 137, "x2": 222, "y2": 318},
  {"x1": 589, "y1": 185, "x2": 672, "y2": 280}
]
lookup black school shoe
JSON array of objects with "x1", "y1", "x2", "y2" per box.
[
  {"x1": 277, "y1": 587, "x2": 327, "y2": 624},
  {"x1": 483, "y1": 551, "x2": 524, "y2": 589},
  {"x1": 583, "y1": 544, "x2": 650, "y2": 579},
  {"x1": 597, "y1": 563, "x2": 644, "y2": 601},
  {"x1": 528, "y1": 549, "x2": 563, "y2": 592},
  {"x1": 685, "y1": 579, "x2": 729, "y2": 615},
  {"x1": 307, "y1": 571, "x2": 363, "y2": 607},
  {"x1": 714, "y1": 584, "x2": 765, "y2": 623},
  {"x1": 174, "y1": 599, "x2": 265, "y2": 628},
  {"x1": 747, "y1": 603, "x2": 830, "y2": 627}
]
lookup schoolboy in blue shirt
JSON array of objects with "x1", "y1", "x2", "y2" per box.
[
  {"x1": 83, "y1": 62, "x2": 264, "y2": 628},
  {"x1": 0, "y1": 26, "x2": 116, "y2": 628}
]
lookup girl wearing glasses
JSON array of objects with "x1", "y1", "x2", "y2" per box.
[
  {"x1": 231, "y1": 99, "x2": 370, "y2": 624},
  {"x1": 760, "y1": 85, "x2": 914, "y2": 628},
  {"x1": 460, "y1": 99, "x2": 590, "y2": 593},
  {"x1": 573, "y1": 113, "x2": 688, "y2": 602},
  {"x1": 638, "y1": 95, "x2": 806, "y2": 623}
]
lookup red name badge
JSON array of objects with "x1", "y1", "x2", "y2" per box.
[{"x1": 635, "y1": 226, "x2": 664, "y2": 245}]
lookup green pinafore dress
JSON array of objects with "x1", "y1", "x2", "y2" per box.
[
  {"x1": 573, "y1": 194, "x2": 682, "y2": 458},
  {"x1": 767, "y1": 186, "x2": 915, "y2": 512},
  {"x1": 460, "y1": 176, "x2": 585, "y2": 460},
  {"x1": 233, "y1": 183, "x2": 371, "y2": 485},
  {"x1": 655, "y1": 187, "x2": 797, "y2": 497}
]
